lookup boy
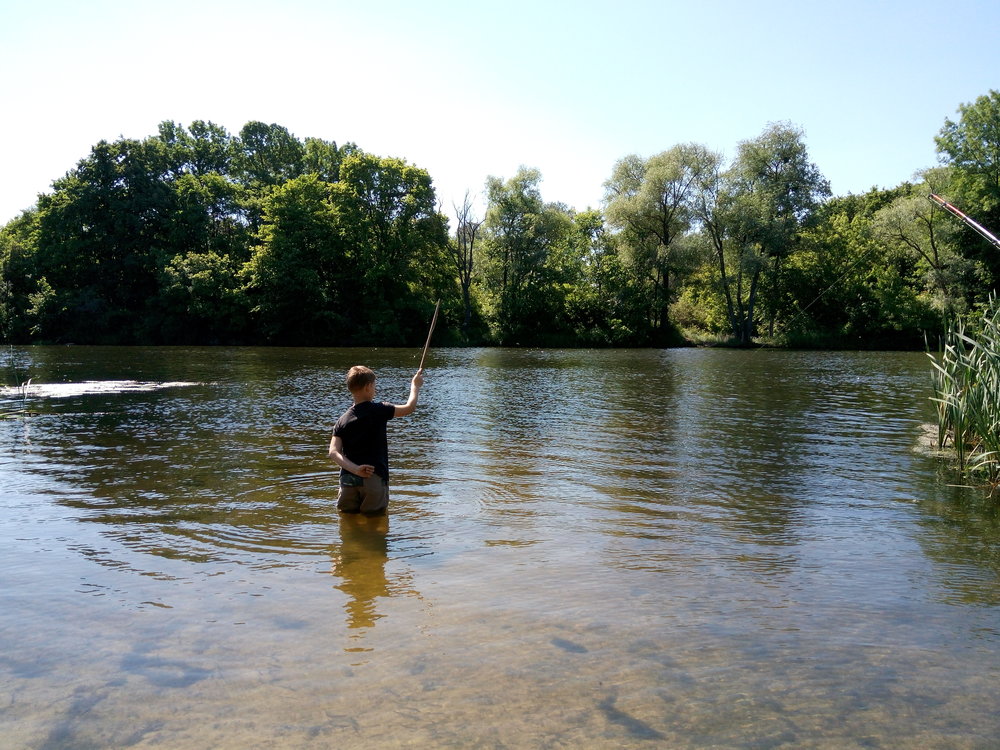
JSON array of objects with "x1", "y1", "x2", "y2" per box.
[{"x1": 328, "y1": 365, "x2": 424, "y2": 515}]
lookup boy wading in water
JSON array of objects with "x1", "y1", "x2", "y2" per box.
[{"x1": 328, "y1": 366, "x2": 424, "y2": 515}]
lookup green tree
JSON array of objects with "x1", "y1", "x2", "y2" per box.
[
  {"x1": 153, "y1": 171, "x2": 250, "y2": 270},
  {"x1": 155, "y1": 120, "x2": 235, "y2": 179},
  {"x1": 149, "y1": 120, "x2": 250, "y2": 263},
  {"x1": 777, "y1": 185, "x2": 938, "y2": 348},
  {"x1": 451, "y1": 192, "x2": 483, "y2": 338},
  {"x1": 604, "y1": 144, "x2": 718, "y2": 338},
  {"x1": 233, "y1": 121, "x2": 306, "y2": 189},
  {"x1": 479, "y1": 168, "x2": 552, "y2": 343},
  {"x1": 477, "y1": 169, "x2": 600, "y2": 345},
  {"x1": 303, "y1": 137, "x2": 353, "y2": 183},
  {"x1": 0, "y1": 209, "x2": 40, "y2": 342},
  {"x1": 535, "y1": 202, "x2": 594, "y2": 344},
  {"x1": 703, "y1": 122, "x2": 830, "y2": 344},
  {"x1": 560, "y1": 208, "x2": 649, "y2": 345},
  {"x1": 33, "y1": 137, "x2": 177, "y2": 342},
  {"x1": 331, "y1": 152, "x2": 451, "y2": 343},
  {"x1": 242, "y1": 174, "x2": 346, "y2": 344},
  {"x1": 935, "y1": 90, "x2": 1000, "y2": 289},
  {"x1": 159, "y1": 249, "x2": 246, "y2": 344},
  {"x1": 0, "y1": 122, "x2": 455, "y2": 346},
  {"x1": 872, "y1": 170, "x2": 978, "y2": 320}
]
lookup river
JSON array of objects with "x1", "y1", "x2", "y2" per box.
[{"x1": 1, "y1": 346, "x2": 998, "y2": 748}]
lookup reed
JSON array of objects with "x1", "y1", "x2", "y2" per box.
[{"x1": 929, "y1": 296, "x2": 1000, "y2": 484}]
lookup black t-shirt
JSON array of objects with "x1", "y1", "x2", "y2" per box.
[{"x1": 333, "y1": 400, "x2": 396, "y2": 482}]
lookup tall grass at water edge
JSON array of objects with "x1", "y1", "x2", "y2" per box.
[{"x1": 930, "y1": 297, "x2": 1000, "y2": 485}]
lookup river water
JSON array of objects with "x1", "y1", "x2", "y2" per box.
[{"x1": 1, "y1": 346, "x2": 998, "y2": 749}]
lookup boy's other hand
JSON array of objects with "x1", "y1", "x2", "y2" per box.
[
  {"x1": 412, "y1": 369, "x2": 424, "y2": 388},
  {"x1": 356, "y1": 464, "x2": 375, "y2": 477}
]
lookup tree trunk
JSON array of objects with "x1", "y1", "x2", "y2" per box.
[
  {"x1": 462, "y1": 283, "x2": 472, "y2": 336},
  {"x1": 740, "y1": 267, "x2": 763, "y2": 346}
]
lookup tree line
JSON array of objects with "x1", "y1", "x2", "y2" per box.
[{"x1": 3, "y1": 92, "x2": 1000, "y2": 348}]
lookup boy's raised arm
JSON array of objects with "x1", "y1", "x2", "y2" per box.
[{"x1": 393, "y1": 369, "x2": 424, "y2": 417}]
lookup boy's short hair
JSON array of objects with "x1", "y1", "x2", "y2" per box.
[{"x1": 346, "y1": 365, "x2": 376, "y2": 393}]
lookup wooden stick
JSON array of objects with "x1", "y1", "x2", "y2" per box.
[{"x1": 418, "y1": 300, "x2": 440, "y2": 370}]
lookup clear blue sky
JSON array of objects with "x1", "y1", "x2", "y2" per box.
[{"x1": 2, "y1": 0, "x2": 998, "y2": 225}]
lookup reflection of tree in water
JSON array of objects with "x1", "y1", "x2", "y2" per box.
[
  {"x1": 914, "y1": 484, "x2": 1000, "y2": 607},
  {"x1": 330, "y1": 514, "x2": 419, "y2": 634}
]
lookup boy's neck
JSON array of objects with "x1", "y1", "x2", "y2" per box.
[{"x1": 352, "y1": 384, "x2": 375, "y2": 404}]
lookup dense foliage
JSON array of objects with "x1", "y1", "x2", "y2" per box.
[{"x1": 3, "y1": 91, "x2": 1000, "y2": 347}]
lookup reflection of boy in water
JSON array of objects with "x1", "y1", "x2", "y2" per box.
[
  {"x1": 328, "y1": 365, "x2": 423, "y2": 515},
  {"x1": 332, "y1": 514, "x2": 390, "y2": 630}
]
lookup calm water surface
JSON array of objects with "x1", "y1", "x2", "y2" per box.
[{"x1": 1, "y1": 346, "x2": 999, "y2": 749}]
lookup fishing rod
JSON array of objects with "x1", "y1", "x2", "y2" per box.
[
  {"x1": 928, "y1": 193, "x2": 1000, "y2": 249},
  {"x1": 418, "y1": 300, "x2": 440, "y2": 370}
]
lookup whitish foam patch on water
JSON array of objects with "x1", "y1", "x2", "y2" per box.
[{"x1": 0, "y1": 381, "x2": 201, "y2": 399}]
